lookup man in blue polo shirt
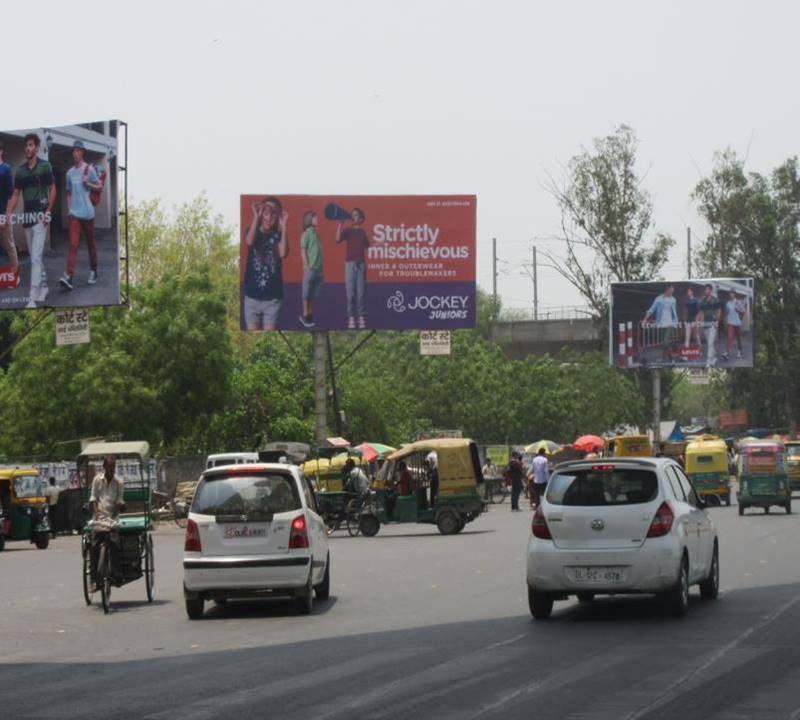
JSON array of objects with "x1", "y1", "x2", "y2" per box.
[{"x1": 643, "y1": 284, "x2": 678, "y2": 360}]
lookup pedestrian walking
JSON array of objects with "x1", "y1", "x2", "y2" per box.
[
  {"x1": 530, "y1": 448, "x2": 550, "y2": 508},
  {"x1": 506, "y1": 451, "x2": 525, "y2": 511},
  {"x1": 45, "y1": 476, "x2": 60, "y2": 538}
]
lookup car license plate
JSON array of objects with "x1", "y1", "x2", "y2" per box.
[{"x1": 569, "y1": 567, "x2": 624, "y2": 584}]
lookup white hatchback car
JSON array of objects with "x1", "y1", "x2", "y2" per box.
[
  {"x1": 183, "y1": 463, "x2": 330, "y2": 619},
  {"x1": 526, "y1": 458, "x2": 719, "y2": 619}
]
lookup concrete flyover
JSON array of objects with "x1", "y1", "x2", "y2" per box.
[{"x1": 490, "y1": 318, "x2": 602, "y2": 359}]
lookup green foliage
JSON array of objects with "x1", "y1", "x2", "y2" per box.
[
  {"x1": 693, "y1": 152, "x2": 800, "y2": 427},
  {"x1": 0, "y1": 269, "x2": 232, "y2": 458},
  {"x1": 546, "y1": 125, "x2": 675, "y2": 318}
]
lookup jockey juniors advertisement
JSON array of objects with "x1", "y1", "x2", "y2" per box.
[{"x1": 239, "y1": 195, "x2": 476, "y2": 331}]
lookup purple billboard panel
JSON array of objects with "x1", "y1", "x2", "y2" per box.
[{"x1": 239, "y1": 195, "x2": 476, "y2": 331}]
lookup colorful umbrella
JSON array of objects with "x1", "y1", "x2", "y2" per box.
[
  {"x1": 572, "y1": 435, "x2": 605, "y2": 452},
  {"x1": 524, "y1": 440, "x2": 562, "y2": 455},
  {"x1": 354, "y1": 442, "x2": 397, "y2": 462}
]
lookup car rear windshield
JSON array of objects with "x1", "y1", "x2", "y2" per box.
[
  {"x1": 547, "y1": 468, "x2": 659, "y2": 506},
  {"x1": 192, "y1": 473, "x2": 301, "y2": 517}
]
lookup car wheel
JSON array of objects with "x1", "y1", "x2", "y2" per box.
[
  {"x1": 315, "y1": 555, "x2": 331, "y2": 601},
  {"x1": 663, "y1": 555, "x2": 690, "y2": 617},
  {"x1": 577, "y1": 592, "x2": 595, "y2": 603},
  {"x1": 699, "y1": 542, "x2": 719, "y2": 600},
  {"x1": 295, "y1": 573, "x2": 314, "y2": 615},
  {"x1": 185, "y1": 597, "x2": 204, "y2": 620},
  {"x1": 528, "y1": 586, "x2": 554, "y2": 620},
  {"x1": 436, "y1": 511, "x2": 459, "y2": 535},
  {"x1": 359, "y1": 514, "x2": 380, "y2": 537}
]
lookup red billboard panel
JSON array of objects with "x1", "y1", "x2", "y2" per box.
[{"x1": 239, "y1": 195, "x2": 476, "y2": 331}]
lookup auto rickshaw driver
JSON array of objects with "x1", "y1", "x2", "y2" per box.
[{"x1": 89, "y1": 456, "x2": 126, "y2": 592}]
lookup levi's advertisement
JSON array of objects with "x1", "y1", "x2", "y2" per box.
[
  {"x1": 239, "y1": 195, "x2": 476, "y2": 331},
  {"x1": 0, "y1": 120, "x2": 120, "y2": 311}
]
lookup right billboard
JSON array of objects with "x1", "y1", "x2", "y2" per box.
[{"x1": 610, "y1": 278, "x2": 755, "y2": 369}]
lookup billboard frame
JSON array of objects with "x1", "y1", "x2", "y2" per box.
[{"x1": 609, "y1": 277, "x2": 755, "y2": 370}]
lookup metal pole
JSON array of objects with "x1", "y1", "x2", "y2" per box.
[
  {"x1": 326, "y1": 333, "x2": 343, "y2": 437},
  {"x1": 687, "y1": 227, "x2": 692, "y2": 279},
  {"x1": 533, "y1": 245, "x2": 538, "y2": 320},
  {"x1": 313, "y1": 331, "x2": 327, "y2": 446},
  {"x1": 492, "y1": 237, "x2": 497, "y2": 308},
  {"x1": 653, "y1": 369, "x2": 662, "y2": 447}
]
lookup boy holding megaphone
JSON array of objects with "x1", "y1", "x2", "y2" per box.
[{"x1": 334, "y1": 206, "x2": 369, "y2": 329}]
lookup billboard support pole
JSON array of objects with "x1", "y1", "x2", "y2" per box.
[
  {"x1": 325, "y1": 333, "x2": 343, "y2": 437},
  {"x1": 313, "y1": 332, "x2": 327, "y2": 446},
  {"x1": 653, "y1": 369, "x2": 662, "y2": 447},
  {"x1": 118, "y1": 121, "x2": 130, "y2": 306},
  {"x1": 687, "y1": 227, "x2": 692, "y2": 279}
]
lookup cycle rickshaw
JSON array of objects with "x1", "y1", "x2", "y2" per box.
[{"x1": 78, "y1": 441, "x2": 155, "y2": 613}]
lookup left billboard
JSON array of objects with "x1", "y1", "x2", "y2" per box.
[
  {"x1": 239, "y1": 195, "x2": 476, "y2": 331},
  {"x1": 0, "y1": 120, "x2": 120, "y2": 310}
]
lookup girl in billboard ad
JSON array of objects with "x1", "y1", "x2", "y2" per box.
[{"x1": 243, "y1": 196, "x2": 288, "y2": 330}]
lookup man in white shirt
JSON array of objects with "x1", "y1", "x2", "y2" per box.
[
  {"x1": 89, "y1": 456, "x2": 125, "y2": 590},
  {"x1": 45, "y1": 477, "x2": 60, "y2": 538},
  {"x1": 529, "y1": 448, "x2": 550, "y2": 508}
]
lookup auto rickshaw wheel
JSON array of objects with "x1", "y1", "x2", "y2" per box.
[
  {"x1": 0, "y1": 534, "x2": 4, "y2": 552},
  {"x1": 765, "y1": 506, "x2": 770, "y2": 514},
  {"x1": 436, "y1": 511, "x2": 459, "y2": 535},
  {"x1": 454, "y1": 517, "x2": 466, "y2": 533},
  {"x1": 738, "y1": 504, "x2": 745, "y2": 516},
  {"x1": 359, "y1": 514, "x2": 380, "y2": 537},
  {"x1": 35, "y1": 533, "x2": 49, "y2": 550},
  {"x1": 786, "y1": 501, "x2": 792, "y2": 514},
  {"x1": 724, "y1": 494, "x2": 731, "y2": 507}
]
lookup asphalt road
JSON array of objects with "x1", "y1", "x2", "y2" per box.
[{"x1": 2, "y1": 494, "x2": 800, "y2": 720}]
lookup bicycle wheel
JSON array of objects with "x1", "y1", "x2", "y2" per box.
[
  {"x1": 144, "y1": 534, "x2": 155, "y2": 602},
  {"x1": 99, "y1": 545, "x2": 111, "y2": 614},
  {"x1": 82, "y1": 543, "x2": 92, "y2": 606},
  {"x1": 346, "y1": 510, "x2": 361, "y2": 537}
]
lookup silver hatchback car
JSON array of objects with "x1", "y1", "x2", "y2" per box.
[{"x1": 526, "y1": 458, "x2": 719, "y2": 619}]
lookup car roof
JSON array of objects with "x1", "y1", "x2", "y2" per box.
[
  {"x1": 201, "y1": 462, "x2": 297, "y2": 478},
  {"x1": 553, "y1": 457, "x2": 675, "y2": 471}
]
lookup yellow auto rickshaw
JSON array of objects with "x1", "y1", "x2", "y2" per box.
[
  {"x1": 685, "y1": 437, "x2": 731, "y2": 506},
  {"x1": 605, "y1": 435, "x2": 652, "y2": 458},
  {"x1": 0, "y1": 468, "x2": 51, "y2": 551},
  {"x1": 785, "y1": 440, "x2": 800, "y2": 491}
]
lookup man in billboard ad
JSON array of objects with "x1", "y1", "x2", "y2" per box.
[
  {"x1": 610, "y1": 278, "x2": 754, "y2": 369},
  {"x1": 239, "y1": 195, "x2": 476, "y2": 332},
  {"x1": 0, "y1": 121, "x2": 120, "y2": 310}
]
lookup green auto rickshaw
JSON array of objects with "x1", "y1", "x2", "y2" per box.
[
  {"x1": 738, "y1": 440, "x2": 791, "y2": 515},
  {"x1": 363, "y1": 438, "x2": 486, "y2": 536},
  {"x1": 0, "y1": 468, "x2": 51, "y2": 551},
  {"x1": 685, "y1": 437, "x2": 731, "y2": 506},
  {"x1": 785, "y1": 440, "x2": 800, "y2": 491}
]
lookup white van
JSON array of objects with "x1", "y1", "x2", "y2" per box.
[{"x1": 205, "y1": 453, "x2": 259, "y2": 470}]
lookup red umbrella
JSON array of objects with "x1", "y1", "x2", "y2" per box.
[{"x1": 572, "y1": 435, "x2": 605, "y2": 452}]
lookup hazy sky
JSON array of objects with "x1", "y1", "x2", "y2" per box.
[{"x1": 6, "y1": 0, "x2": 797, "y2": 313}]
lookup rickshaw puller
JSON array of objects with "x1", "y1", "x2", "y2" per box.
[{"x1": 89, "y1": 456, "x2": 125, "y2": 590}]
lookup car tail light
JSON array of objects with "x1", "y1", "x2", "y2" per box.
[
  {"x1": 591, "y1": 464, "x2": 615, "y2": 472},
  {"x1": 184, "y1": 519, "x2": 202, "y2": 552},
  {"x1": 647, "y1": 502, "x2": 674, "y2": 538},
  {"x1": 289, "y1": 514, "x2": 309, "y2": 549},
  {"x1": 531, "y1": 507, "x2": 552, "y2": 540}
]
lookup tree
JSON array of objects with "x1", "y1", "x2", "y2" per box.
[
  {"x1": 545, "y1": 125, "x2": 674, "y2": 319},
  {"x1": 693, "y1": 151, "x2": 800, "y2": 426},
  {"x1": 0, "y1": 269, "x2": 232, "y2": 457}
]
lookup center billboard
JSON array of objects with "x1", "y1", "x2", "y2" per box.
[{"x1": 239, "y1": 195, "x2": 476, "y2": 331}]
